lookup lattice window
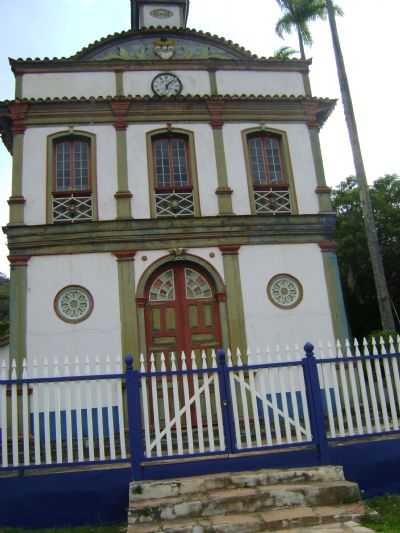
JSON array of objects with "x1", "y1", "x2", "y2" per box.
[
  {"x1": 149, "y1": 270, "x2": 176, "y2": 302},
  {"x1": 52, "y1": 195, "x2": 93, "y2": 223},
  {"x1": 248, "y1": 135, "x2": 284, "y2": 185},
  {"x1": 55, "y1": 139, "x2": 90, "y2": 193},
  {"x1": 155, "y1": 191, "x2": 194, "y2": 217},
  {"x1": 254, "y1": 189, "x2": 291, "y2": 215},
  {"x1": 153, "y1": 137, "x2": 190, "y2": 189},
  {"x1": 185, "y1": 268, "x2": 212, "y2": 299}
]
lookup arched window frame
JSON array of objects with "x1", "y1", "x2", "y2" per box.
[
  {"x1": 242, "y1": 127, "x2": 298, "y2": 215},
  {"x1": 46, "y1": 130, "x2": 98, "y2": 223},
  {"x1": 147, "y1": 128, "x2": 201, "y2": 218}
]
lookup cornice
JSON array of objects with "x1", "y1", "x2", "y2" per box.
[{"x1": 4, "y1": 214, "x2": 336, "y2": 257}]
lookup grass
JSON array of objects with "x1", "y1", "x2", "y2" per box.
[
  {"x1": 0, "y1": 526, "x2": 125, "y2": 533},
  {"x1": 362, "y1": 495, "x2": 400, "y2": 532}
]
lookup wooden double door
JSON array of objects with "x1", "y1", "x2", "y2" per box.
[{"x1": 144, "y1": 263, "x2": 222, "y2": 362}]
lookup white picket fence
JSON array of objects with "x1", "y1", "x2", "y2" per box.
[{"x1": 0, "y1": 356, "x2": 127, "y2": 469}]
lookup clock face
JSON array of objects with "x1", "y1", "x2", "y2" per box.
[{"x1": 151, "y1": 73, "x2": 183, "y2": 97}]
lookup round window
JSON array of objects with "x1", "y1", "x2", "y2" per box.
[
  {"x1": 267, "y1": 274, "x2": 303, "y2": 309},
  {"x1": 54, "y1": 285, "x2": 93, "y2": 323}
]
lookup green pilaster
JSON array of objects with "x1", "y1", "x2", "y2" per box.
[
  {"x1": 115, "y1": 252, "x2": 139, "y2": 364},
  {"x1": 309, "y1": 126, "x2": 333, "y2": 212},
  {"x1": 302, "y1": 72, "x2": 312, "y2": 97},
  {"x1": 9, "y1": 257, "x2": 29, "y2": 376},
  {"x1": 320, "y1": 243, "x2": 350, "y2": 342},
  {"x1": 15, "y1": 75, "x2": 23, "y2": 99},
  {"x1": 220, "y1": 246, "x2": 247, "y2": 354},
  {"x1": 115, "y1": 71, "x2": 124, "y2": 96},
  {"x1": 212, "y1": 127, "x2": 234, "y2": 215},
  {"x1": 209, "y1": 70, "x2": 218, "y2": 96},
  {"x1": 9, "y1": 134, "x2": 25, "y2": 225},
  {"x1": 115, "y1": 128, "x2": 133, "y2": 219}
]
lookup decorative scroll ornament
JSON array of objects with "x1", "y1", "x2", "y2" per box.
[
  {"x1": 267, "y1": 274, "x2": 303, "y2": 309},
  {"x1": 150, "y1": 8, "x2": 174, "y2": 19},
  {"x1": 54, "y1": 285, "x2": 94, "y2": 323},
  {"x1": 153, "y1": 38, "x2": 176, "y2": 60}
]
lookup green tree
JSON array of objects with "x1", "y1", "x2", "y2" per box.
[
  {"x1": 326, "y1": 0, "x2": 395, "y2": 331},
  {"x1": 273, "y1": 45, "x2": 298, "y2": 59},
  {"x1": 332, "y1": 175, "x2": 400, "y2": 338},
  {"x1": 275, "y1": 0, "x2": 342, "y2": 59}
]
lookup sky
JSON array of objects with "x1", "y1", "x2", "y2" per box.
[{"x1": 0, "y1": 0, "x2": 399, "y2": 276}]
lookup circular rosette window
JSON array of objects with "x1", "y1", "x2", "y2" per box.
[
  {"x1": 54, "y1": 285, "x2": 94, "y2": 324},
  {"x1": 267, "y1": 274, "x2": 303, "y2": 310}
]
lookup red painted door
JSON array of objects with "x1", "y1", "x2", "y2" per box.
[{"x1": 144, "y1": 263, "x2": 222, "y2": 364}]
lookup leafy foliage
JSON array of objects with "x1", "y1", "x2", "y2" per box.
[
  {"x1": 362, "y1": 495, "x2": 400, "y2": 532},
  {"x1": 273, "y1": 46, "x2": 298, "y2": 59},
  {"x1": 332, "y1": 175, "x2": 400, "y2": 338}
]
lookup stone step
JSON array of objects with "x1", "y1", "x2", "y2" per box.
[
  {"x1": 130, "y1": 466, "x2": 346, "y2": 502},
  {"x1": 128, "y1": 480, "x2": 360, "y2": 524},
  {"x1": 127, "y1": 502, "x2": 365, "y2": 533}
]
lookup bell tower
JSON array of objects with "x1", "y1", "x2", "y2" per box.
[{"x1": 130, "y1": 0, "x2": 190, "y2": 30}]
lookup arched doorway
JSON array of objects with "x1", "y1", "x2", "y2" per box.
[{"x1": 144, "y1": 262, "x2": 222, "y2": 359}]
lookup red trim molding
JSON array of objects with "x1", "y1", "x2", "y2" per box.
[
  {"x1": 319, "y1": 240, "x2": 337, "y2": 252},
  {"x1": 136, "y1": 297, "x2": 146, "y2": 308},
  {"x1": 219, "y1": 244, "x2": 241, "y2": 255},
  {"x1": 315, "y1": 185, "x2": 332, "y2": 194},
  {"x1": 304, "y1": 102, "x2": 320, "y2": 129},
  {"x1": 8, "y1": 255, "x2": 31, "y2": 266},
  {"x1": 110, "y1": 101, "x2": 130, "y2": 130},
  {"x1": 215, "y1": 292, "x2": 227, "y2": 303},
  {"x1": 9, "y1": 102, "x2": 29, "y2": 135},
  {"x1": 8, "y1": 195, "x2": 26, "y2": 205},
  {"x1": 215, "y1": 186, "x2": 233, "y2": 196},
  {"x1": 113, "y1": 251, "x2": 137, "y2": 262},
  {"x1": 207, "y1": 101, "x2": 225, "y2": 129},
  {"x1": 114, "y1": 191, "x2": 133, "y2": 199}
]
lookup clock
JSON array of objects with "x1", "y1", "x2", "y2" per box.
[{"x1": 151, "y1": 73, "x2": 183, "y2": 97}]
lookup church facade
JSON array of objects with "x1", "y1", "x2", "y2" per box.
[{"x1": 0, "y1": 0, "x2": 349, "y2": 372}]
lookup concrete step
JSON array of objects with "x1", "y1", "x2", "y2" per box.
[
  {"x1": 130, "y1": 466, "x2": 346, "y2": 502},
  {"x1": 127, "y1": 502, "x2": 366, "y2": 533},
  {"x1": 129, "y1": 480, "x2": 360, "y2": 524}
]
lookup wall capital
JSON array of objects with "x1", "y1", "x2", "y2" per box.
[
  {"x1": 110, "y1": 101, "x2": 130, "y2": 130},
  {"x1": 215, "y1": 291, "x2": 227, "y2": 303},
  {"x1": 219, "y1": 244, "x2": 241, "y2": 255},
  {"x1": 136, "y1": 297, "x2": 146, "y2": 308},
  {"x1": 315, "y1": 185, "x2": 332, "y2": 195},
  {"x1": 113, "y1": 250, "x2": 137, "y2": 262},
  {"x1": 8, "y1": 255, "x2": 31, "y2": 266},
  {"x1": 8, "y1": 195, "x2": 26, "y2": 205},
  {"x1": 207, "y1": 101, "x2": 225, "y2": 129},
  {"x1": 9, "y1": 102, "x2": 29, "y2": 135},
  {"x1": 304, "y1": 101, "x2": 320, "y2": 129},
  {"x1": 319, "y1": 240, "x2": 337, "y2": 252}
]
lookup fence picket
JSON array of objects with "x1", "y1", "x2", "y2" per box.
[
  {"x1": 42, "y1": 357, "x2": 52, "y2": 465},
  {"x1": 275, "y1": 346, "x2": 292, "y2": 444},
  {"x1": 344, "y1": 340, "x2": 363, "y2": 435},
  {"x1": 191, "y1": 351, "x2": 205, "y2": 453},
  {"x1": 115, "y1": 356, "x2": 127, "y2": 460},
  {"x1": 73, "y1": 357, "x2": 84, "y2": 462},
  {"x1": 336, "y1": 340, "x2": 354, "y2": 436},
  {"x1": 284, "y1": 345, "x2": 302, "y2": 442},
  {"x1": 256, "y1": 350, "x2": 273, "y2": 446},
  {"x1": 181, "y1": 352, "x2": 194, "y2": 454},
  {"x1": 247, "y1": 349, "x2": 262, "y2": 447},
  {"x1": 95, "y1": 356, "x2": 106, "y2": 461},
  {"x1": 237, "y1": 349, "x2": 252, "y2": 448},
  {"x1": 353, "y1": 339, "x2": 372, "y2": 434},
  {"x1": 227, "y1": 349, "x2": 241, "y2": 449},
  {"x1": 389, "y1": 336, "x2": 400, "y2": 422},
  {"x1": 105, "y1": 355, "x2": 116, "y2": 460},
  {"x1": 22, "y1": 359, "x2": 30, "y2": 466},
  {"x1": 317, "y1": 341, "x2": 336, "y2": 439},
  {"x1": 11, "y1": 360, "x2": 19, "y2": 467},
  {"x1": 372, "y1": 338, "x2": 390, "y2": 432},
  {"x1": 160, "y1": 353, "x2": 173, "y2": 456},
  {"x1": 32, "y1": 358, "x2": 41, "y2": 465},
  {"x1": 265, "y1": 346, "x2": 282, "y2": 445},
  {"x1": 380, "y1": 338, "x2": 399, "y2": 431},
  {"x1": 362, "y1": 338, "x2": 381, "y2": 433},
  {"x1": 170, "y1": 353, "x2": 183, "y2": 455},
  {"x1": 84, "y1": 356, "x2": 95, "y2": 462},
  {"x1": 150, "y1": 353, "x2": 162, "y2": 456},
  {"x1": 211, "y1": 350, "x2": 225, "y2": 451},
  {"x1": 0, "y1": 360, "x2": 8, "y2": 467},
  {"x1": 294, "y1": 344, "x2": 312, "y2": 441},
  {"x1": 53, "y1": 357, "x2": 63, "y2": 464},
  {"x1": 64, "y1": 357, "x2": 74, "y2": 463},
  {"x1": 139, "y1": 354, "x2": 151, "y2": 458},
  {"x1": 202, "y1": 350, "x2": 215, "y2": 452}
]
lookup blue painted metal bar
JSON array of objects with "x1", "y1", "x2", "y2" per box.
[
  {"x1": 0, "y1": 458, "x2": 130, "y2": 472},
  {"x1": 227, "y1": 361, "x2": 303, "y2": 371},
  {"x1": 328, "y1": 428, "x2": 400, "y2": 442},
  {"x1": 0, "y1": 373, "x2": 124, "y2": 385},
  {"x1": 316, "y1": 353, "x2": 400, "y2": 364},
  {"x1": 217, "y1": 349, "x2": 235, "y2": 453},
  {"x1": 302, "y1": 343, "x2": 329, "y2": 464},
  {"x1": 125, "y1": 355, "x2": 144, "y2": 481}
]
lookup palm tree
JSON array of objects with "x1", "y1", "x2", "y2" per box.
[
  {"x1": 275, "y1": 0, "x2": 342, "y2": 59},
  {"x1": 273, "y1": 46, "x2": 298, "y2": 59},
  {"x1": 325, "y1": 0, "x2": 395, "y2": 331}
]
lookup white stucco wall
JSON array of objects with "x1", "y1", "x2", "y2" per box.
[
  {"x1": 26, "y1": 254, "x2": 121, "y2": 364},
  {"x1": 23, "y1": 125, "x2": 117, "y2": 225},
  {"x1": 239, "y1": 243, "x2": 335, "y2": 353},
  {"x1": 223, "y1": 122, "x2": 319, "y2": 215},
  {"x1": 22, "y1": 72, "x2": 116, "y2": 99},
  {"x1": 216, "y1": 71, "x2": 305, "y2": 96},
  {"x1": 123, "y1": 70, "x2": 211, "y2": 96},
  {"x1": 126, "y1": 123, "x2": 219, "y2": 219}
]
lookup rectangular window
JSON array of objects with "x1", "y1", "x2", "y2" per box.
[{"x1": 154, "y1": 137, "x2": 190, "y2": 190}]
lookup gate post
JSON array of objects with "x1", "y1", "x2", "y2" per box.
[
  {"x1": 217, "y1": 349, "x2": 235, "y2": 453},
  {"x1": 302, "y1": 343, "x2": 329, "y2": 464},
  {"x1": 125, "y1": 354, "x2": 144, "y2": 481}
]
